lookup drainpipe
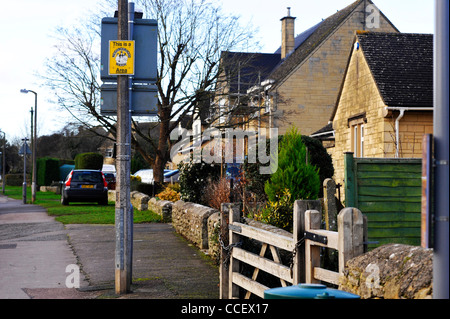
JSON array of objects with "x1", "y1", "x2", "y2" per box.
[
  {"x1": 394, "y1": 109, "x2": 405, "y2": 158},
  {"x1": 384, "y1": 107, "x2": 434, "y2": 158}
]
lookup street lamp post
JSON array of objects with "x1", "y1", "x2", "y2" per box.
[
  {"x1": 20, "y1": 89, "x2": 37, "y2": 204},
  {"x1": 21, "y1": 138, "x2": 29, "y2": 204},
  {"x1": 0, "y1": 130, "x2": 5, "y2": 194}
]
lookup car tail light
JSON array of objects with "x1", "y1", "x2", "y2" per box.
[
  {"x1": 101, "y1": 172, "x2": 108, "y2": 188},
  {"x1": 65, "y1": 171, "x2": 73, "y2": 187}
]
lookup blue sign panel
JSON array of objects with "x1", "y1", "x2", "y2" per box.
[
  {"x1": 100, "y1": 16, "x2": 158, "y2": 116},
  {"x1": 101, "y1": 17, "x2": 158, "y2": 82}
]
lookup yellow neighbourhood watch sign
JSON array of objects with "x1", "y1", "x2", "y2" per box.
[{"x1": 109, "y1": 40, "x2": 135, "y2": 75}]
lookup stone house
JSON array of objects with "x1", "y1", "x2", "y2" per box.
[
  {"x1": 211, "y1": 0, "x2": 398, "y2": 138},
  {"x1": 328, "y1": 32, "x2": 434, "y2": 188}
]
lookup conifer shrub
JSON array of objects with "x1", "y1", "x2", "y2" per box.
[
  {"x1": 37, "y1": 157, "x2": 60, "y2": 186},
  {"x1": 256, "y1": 127, "x2": 320, "y2": 231},
  {"x1": 74, "y1": 153, "x2": 103, "y2": 170},
  {"x1": 264, "y1": 127, "x2": 320, "y2": 202}
]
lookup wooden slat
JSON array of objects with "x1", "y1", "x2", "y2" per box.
[
  {"x1": 306, "y1": 229, "x2": 338, "y2": 250},
  {"x1": 269, "y1": 245, "x2": 288, "y2": 287},
  {"x1": 357, "y1": 171, "x2": 421, "y2": 179},
  {"x1": 232, "y1": 222, "x2": 294, "y2": 251},
  {"x1": 363, "y1": 212, "x2": 421, "y2": 222},
  {"x1": 358, "y1": 186, "x2": 421, "y2": 197},
  {"x1": 233, "y1": 247, "x2": 293, "y2": 283},
  {"x1": 232, "y1": 272, "x2": 269, "y2": 299},
  {"x1": 244, "y1": 244, "x2": 268, "y2": 299},
  {"x1": 314, "y1": 267, "x2": 340, "y2": 285},
  {"x1": 358, "y1": 201, "x2": 421, "y2": 213},
  {"x1": 358, "y1": 195, "x2": 421, "y2": 203},
  {"x1": 357, "y1": 178, "x2": 421, "y2": 187},
  {"x1": 356, "y1": 162, "x2": 422, "y2": 173}
]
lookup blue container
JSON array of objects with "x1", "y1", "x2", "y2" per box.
[{"x1": 264, "y1": 284, "x2": 360, "y2": 299}]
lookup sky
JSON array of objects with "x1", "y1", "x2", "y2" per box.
[{"x1": 0, "y1": 0, "x2": 435, "y2": 141}]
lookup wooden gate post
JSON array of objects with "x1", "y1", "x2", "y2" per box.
[
  {"x1": 228, "y1": 204, "x2": 241, "y2": 299},
  {"x1": 344, "y1": 152, "x2": 357, "y2": 207},
  {"x1": 323, "y1": 178, "x2": 338, "y2": 231},
  {"x1": 337, "y1": 207, "x2": 364, "y2": 274},
  {"x1": 219, "y1": 203, "x2": 230, "y2": 299},
  {"x1": 293, "y1": 200, "x2": 322, "y2": 285},
  {"x1": 304, "y1": 210, "x2": 322, "y2": 284}
]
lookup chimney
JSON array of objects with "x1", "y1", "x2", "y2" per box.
[{"x1": 281, "y1": 7, "x2": 296, "y2": 59}]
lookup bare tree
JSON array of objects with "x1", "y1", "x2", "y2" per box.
[{"x1": 41, "y1": 0, "x2": 259, "y2": 183}]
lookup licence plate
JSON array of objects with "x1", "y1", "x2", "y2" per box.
[{"x1": 81, "y1": 185, "x2": 95, "y2": 189}]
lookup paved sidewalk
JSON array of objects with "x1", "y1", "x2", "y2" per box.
[
  {"x1": 0, "y1": 194, "x2": 219, "y2": 299},
  {"x1": 0, "y1": 195, "x2": 88, "y2": 299}
]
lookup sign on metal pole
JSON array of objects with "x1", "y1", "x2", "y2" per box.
[
  {"x1": 100, "y1": 15, "x2": 158, "y2": 116},
  {"x1": 18, "y1": 141, "x2": 32, "y2": 155},
  {"x1": 109, "y1": 40, "x2": 135, "y2": 75}
]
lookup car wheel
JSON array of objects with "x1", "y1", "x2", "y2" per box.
[
  {"x1": 61, "y1": 195, "x2": 69, "y2": 206},
  {"x1": 98, "y1": 198, "x2": 108, "y2": 206}
]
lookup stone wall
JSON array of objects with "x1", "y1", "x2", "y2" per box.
[
  {"x1": 148, "y1": 198, "x2": 173, "y2": 223},
  {"x1": 40, "y1": 186, "x2": 60, "y2": 194},
  {"x1": 130, "y1": 191, "x2": 150, "y2": 211},
  {"x1": 207, "y1": 212, "x2": 221, "y2": 262},
  {"x1": 172, "y1": 200, "x2": 219, "y2": 250},
  {"x1": 339, "y1": 244, "x2": 433, "y2": 299},
  {"x1": 108, "y1": 190, "x2": 150, "y2": 212}
]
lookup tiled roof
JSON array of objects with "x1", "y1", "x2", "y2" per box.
[
  {"x1": 221, "y1": 52, "x2": 281, "y2": 93},
  {"x1": 268, "y1": 0, "x2": 372, "y2": 82},
  {"x1": 274, "y1": 21, "x2": 323, "y2": 55},
  {"x1": 221, "y1": 0, "x2": 400, "y2": 95},
  {"x1": 221, "y1": 0, "x2": 369, "y2": 92},
  {"x1": 357, "y1": 32, "x2": 434, "y2": 107}
]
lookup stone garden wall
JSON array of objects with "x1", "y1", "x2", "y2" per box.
[{"x1": 339, "y1": 244, "x2": 433, "y2": 299}]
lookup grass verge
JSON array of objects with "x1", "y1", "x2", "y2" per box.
[{"x1": 3, "y1": 186, "x2": 162, "y2": 225}]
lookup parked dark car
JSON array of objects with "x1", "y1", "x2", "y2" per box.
[
  {"x1": 103, "y1": 172, "x2": 116, "y2": 190},
  {"x1": 61, "y1": 170, "x2": 108, "y2": 206}
]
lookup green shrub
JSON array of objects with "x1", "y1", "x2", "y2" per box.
[
  {"x1": 5, "y1": 174, "x2": 31, "y2": 186},
  {"x1": 37, "y1": 157, "x2": 60, "y2": 186},
  {"x1": 74, "y1": 153, "x2": 103, "y2": 170},
  {"x1": 264, "y1": 127, "x2": 320, "y2": 202},
  {"x1": 178, "y1": 160, "x2": 221, "y2": 205},
  {"x1": 241, "y1": 137, "x2": 277, "y2": 203},
  {"x1": 249, "y1": 189, "x2": 294, "y2": 231},
  {"x1": 301, "y1": 136, "x2": 334, "y2": 198}
]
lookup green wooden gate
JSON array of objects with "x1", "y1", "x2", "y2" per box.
[{"x1": 344, "y1": 153, "x2": 422, "y2": 249}]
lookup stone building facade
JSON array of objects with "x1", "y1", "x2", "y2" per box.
[{"x1": 330, "y1": 32, "x2": 434, "y2": 188}]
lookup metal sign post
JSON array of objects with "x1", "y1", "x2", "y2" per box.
[
  {"x1": 114, "y1": 0, "x2": 132, "y2": 295},
  {"x1": 433, "y1": 0, "x2": 449, "y2": 300},
  {"x1": 102, "y1": 0, "x2": 157, "y2": 295},
  {"x1": 19, "y1": 138, "x2": 31, "y2": 204},
  {"x1": 100, "y1": 4, "x2": 158, "y2": 116}
]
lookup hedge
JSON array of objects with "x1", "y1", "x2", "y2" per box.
[
  {"x1": 5, "y1": 174, "x2": 31, "y2": 186},
  {"x1": 74, "y1": 153, "x2": 103, "y2": 170},
  {"x1": 37, "y1": 157, "x2": 60, "y2": 186}
]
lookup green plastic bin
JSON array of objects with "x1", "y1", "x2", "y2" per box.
[{"x1": 264, "y1": 284, "x2": 360, "y2": 299}]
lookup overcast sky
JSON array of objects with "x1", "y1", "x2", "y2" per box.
[{"x1": 0, "y1": 0, "x2": 435, "y2": 140}]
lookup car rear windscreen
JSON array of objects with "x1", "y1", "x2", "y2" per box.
[{"x1": 72, "y1": 171, "x2": 102, "y2": 183}]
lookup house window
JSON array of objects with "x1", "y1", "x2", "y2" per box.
[
  {"x1": 352, "y1": 123, "x2": 365, "y2": 158},
  {"x1": 360, "y1": 125, "x2": 365, "y2": 158},
  {"x1": 348, "y1": 113, "x2": 367, "y2": 158},
  {"x1": 106, "y1": 148, "x2": 114, "y2": 158}
]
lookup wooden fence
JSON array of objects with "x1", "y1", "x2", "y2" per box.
[
  {"x1": 344, "y1": 153, "x2": 422, "y2": 248},
  {"x1": 219, "y1": 201, "x2": 365, "y2": 299}
]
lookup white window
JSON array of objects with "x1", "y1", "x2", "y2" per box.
[
  {"x1": 360, "y1": 125, "x2": 365, "y2": 158},
  {"x1": 352, "y1": 123, "x2": 365, "y2": 158}
]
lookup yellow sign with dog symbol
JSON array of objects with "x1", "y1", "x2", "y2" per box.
[{"x1": 109, "y1": 40, "x2": 135, "y2": 75}]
